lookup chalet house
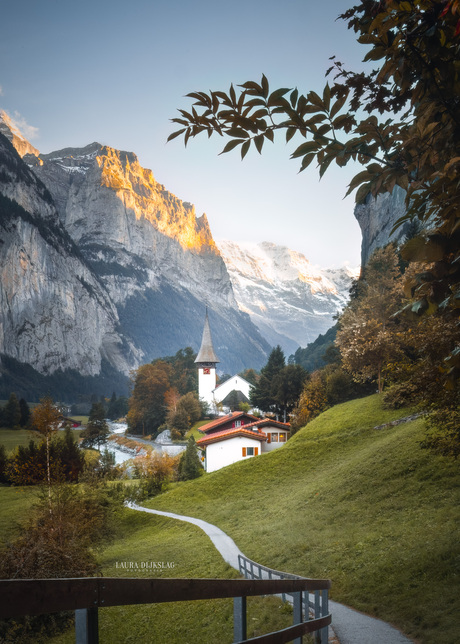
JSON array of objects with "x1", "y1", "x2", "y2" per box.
[{"x1": 196, "y1": 411, "x2": 290, "y2": 473}]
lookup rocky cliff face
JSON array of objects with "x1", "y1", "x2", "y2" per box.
[
  {"x1": 31, "y1": 143, "x2": 233, "y2": 309},
  {"x1": 0, "y1": 133, "x2": 137, "y2": 381},
  {"x1": 217, "y1": 241, "x2": 359, "y2": 355},
  {"x1": 0, "y1": 111, "x2": 40, "y2": 158},
  {"x1": 354, "y1": 187, "x2": 407, "y2": 265},
  {"x1": 0, "y1": 117, "x2": 270, "y2": 396}
]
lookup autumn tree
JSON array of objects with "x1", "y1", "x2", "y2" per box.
[
  {"x1": 336, "y1": 245, "x2": 406, "y2": 392},
  {"x1": 127, "y1": 361, "x2": 173, "y2": 436},
  {"x1": 169, "y1": 1, "x2": 460, "y2": 380},
  {"x1": 132, "y1": 451, "x2": 180, "y2": 498},
  {"x1": 30, "y1": 397, "x2": 62, "y2": 506},
  {"x1": 166, "y1": 391, "x2": 202, "y2": 439},
  {"x1": 291, "y1": 371, "x2": 328, "y2": 433}
]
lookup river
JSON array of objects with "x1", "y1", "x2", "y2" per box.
[{"x1": 107, "y1": 422, "x2": 186, "y2": 464}]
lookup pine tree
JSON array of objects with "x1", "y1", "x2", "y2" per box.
[
  {"x1": 179, "y1": 436, "x2": 203, "y2": 481},
  {"x1": 80, "y1": 403, "x2": 110, "y2": 450},
  {"x1": 19, "y1": 398, "x2": 30, "y2": 427},
  {"x1": 4, "y1": 393, "x2": 21, "y2": 428},
  {"x1": 250, "y1": 346, "x2": 286, "y2": 414}
]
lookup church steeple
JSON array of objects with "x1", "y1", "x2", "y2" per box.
[
  {"x1": 195, "y1": 308, "x2": 219, "y2": 365},
  {"x1": 195, "y1": 309, "x2": 219, "y2": 409}
]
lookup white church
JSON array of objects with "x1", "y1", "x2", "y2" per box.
[
  {"x1": 194, "y1": 310, "x2": 252, "y2": 412},
  {"x1": 195, "y1": 310, "x2": 290, "y2": 472}
]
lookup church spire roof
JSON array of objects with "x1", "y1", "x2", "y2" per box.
[{"x1": 195, "y1": 309, "x2": 220, "y2": 364}]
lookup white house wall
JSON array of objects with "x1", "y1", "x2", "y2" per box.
[
  {"x1": 205, "y1": 436, "x2": 262, "y2": 473},
  {"x1": 262, "y1": 428, "x2": 289, "y2": 452},
  {"x1": 213, "y1": 375, "x2": 251, "y2": 404}
]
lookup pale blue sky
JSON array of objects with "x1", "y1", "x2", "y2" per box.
[{"x1": 1, "y1": 0, "x2": 369, "y2": 266}]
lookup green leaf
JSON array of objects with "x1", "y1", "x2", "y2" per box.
[
  {"x1": 227, "y1": 127, "x2": 250, "y2": 138},
  {"x1": 345, "y1": 170, "x2": 372, "y2": 196},
  {"x1": 286, "y1": 128, "x2": 297, "y2": 143},
  {"x1": 329, "y1": 93, "x2": 348, "y2": 120},
  {"x1": 355, "y1": 183, "x2": 370, "y2": 204},
  {"x1": 323, "y1": 83, "x2": 331, "y2": 111},
  {"x1": 241, "y1": 140, "x2": 250, "y2": 160},
  {"x1": 239, "y1": 80, "x2": 263, "y2": 94},
  {"x1": 264, "y1": 129, "x2": 274, "y2": 142},
  {"x1": 298, "y1": 153, "x2": 315, "y2": 172},
  {"x1": 261, "y1": 74, "x2": 269, "y2": 98},
  {"x1": 291, "y1": 140, "x2": 318, "y2": 159},
  {"x1": 167, "y1": 129, "x2": 186, "y2": 142},
  {"x1": 219, "y1": 139, "x2": 243, "y2": 154},
  {"x1": 401, "y1": 237, "x2": 445, "y2": 262},
  {"x1": 307, "y1": 91, "x2": 324, "y2": 109},
  {"x1": 254, "y1": 135, "x2": 264, "y2": 154}
]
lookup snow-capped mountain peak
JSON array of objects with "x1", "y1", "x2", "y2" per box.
[{"x1": 217, "y1": 240, "x2": 359, "y2": 355}]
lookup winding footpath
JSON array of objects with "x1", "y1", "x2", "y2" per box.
[{"x1": 127, "y1": 502, "x2": 413, "y2": 644}]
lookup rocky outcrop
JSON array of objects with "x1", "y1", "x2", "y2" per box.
[
  {"x1": 354, "y1": 187, "x2": 407, "y2": 265},
  {"x1": 0, "y1": 111, "x2": 40, "y2": 158},
  {"x1": 0, "y1": 133, "x2": 138, "y2": 379},
  {"x1": 217, "y1": 241, "x2": 359, "y2": 355}
]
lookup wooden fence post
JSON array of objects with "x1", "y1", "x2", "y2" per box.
[
  {"x1": 233, "y1": 596, "x2": 247, "y2": 642},
  {"x1": 75, "y1": 607, "x2": 98, "y2": 644}
]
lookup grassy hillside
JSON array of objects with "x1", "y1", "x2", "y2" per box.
[{"x1": 143, "y1": 394, "x2": 460, "y2": 644}]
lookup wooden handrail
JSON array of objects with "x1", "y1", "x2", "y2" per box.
[{"x1": 0, "y1": 576, "x2": 331, "y2": 619}]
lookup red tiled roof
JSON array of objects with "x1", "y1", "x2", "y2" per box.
[
  {"x1": 198, "y1": 411, "x2": 259, "y2": 434},
  {"x1": 243, "y1": 418, "x2": 290, "y2": 431},
  {"x1": 196, "y1": 427, "x2": 267, "y2": 446}
]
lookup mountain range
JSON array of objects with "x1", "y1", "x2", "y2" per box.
[{"x1": 0, "y1": 110, "x2": 401, "y2": 399}]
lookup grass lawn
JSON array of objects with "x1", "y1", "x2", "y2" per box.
[
  {"x1": 0, "y1": 428, "x2": 42, "y2": 452},
  {"x1": 186, "y1": 419, "x2": 209, "y2": 440},
  {"x1": 143, "y1": 394, "x2": 460, "y2": 644},
  {"x1": 0, "y1": 485, "x2": 38, "y2": 541}
]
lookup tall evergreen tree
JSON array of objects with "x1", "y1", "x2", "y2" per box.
[
  {"x1": 80, "y1": 403, "x2": 110, "y2": 450},
  {"x1": 19, "y1": 398, "x2": 30, "y2": 427},
  {"x1": 250, "y1": 346, "x2": 286, "y2": 414},
  {"x1": 179, "y1": 436, "x2": 203, "y2": 481},
  {"x1": 4, "y1": 393, "x2": 21, "y2": 428}
]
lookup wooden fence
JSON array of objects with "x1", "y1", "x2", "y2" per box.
[
  {"x1": 238, "y1": 554, "x2": 330, "y2": 644},
  {"x1": 0, "y1": 575, "x2": 331, "y2": 643}
]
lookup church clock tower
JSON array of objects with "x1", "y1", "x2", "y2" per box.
[{"x1": 195, "y1": 309, "x2": 219, "y2": 409}]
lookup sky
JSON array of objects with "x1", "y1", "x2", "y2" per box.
[{"x1": 0, "y1": 0, "x2": 370, "y2": 267}]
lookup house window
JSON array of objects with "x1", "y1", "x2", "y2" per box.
[
  {"x1": 234, "y1": 420, "x2": 242, "y2": 427},
  {"x1": 279, "y1": 433, "x2": 286, "y2": 442},
  {"x1": 271, "y1": 433, "x2": 279, "y2": 442},
  {"x1": 242, "y1": 447, "x2": 258, "y2": 457}
]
